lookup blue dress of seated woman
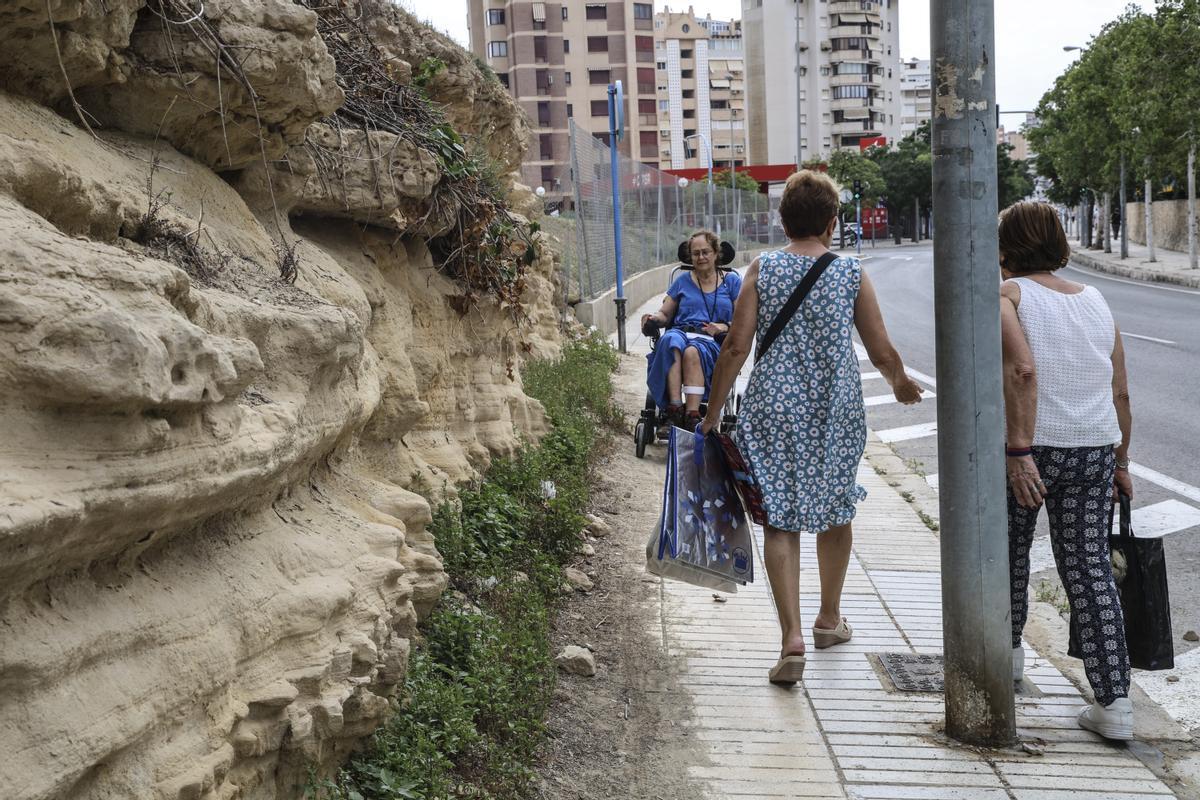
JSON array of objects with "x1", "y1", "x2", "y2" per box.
[{"x1": 646, "y1": 268, "x2": 743, "y2": 410}]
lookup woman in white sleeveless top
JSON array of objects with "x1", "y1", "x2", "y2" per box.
[{"x1": 999, "y1": 202, "x2": 1135, "y2": 740}]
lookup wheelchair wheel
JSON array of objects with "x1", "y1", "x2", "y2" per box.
[{"x1": 634, "y1": 419, "x2": 648, "y2": 458}]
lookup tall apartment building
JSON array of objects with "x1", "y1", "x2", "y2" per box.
[
  {"x1": 742, "y1": 0, "x2": 903, "y2": 166},
  {"x1": 653, "y1": 10, "x2": 747, "y2": 171},
  {"x1": 899, "y1": 57, "x2": 931, "y2": 138},
  {"x1": 467, "y1": 0, "x2": 661, "y2": 201}
]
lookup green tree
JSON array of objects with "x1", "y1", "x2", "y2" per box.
[
  {"x1": 868, "y1": 122, "x2": 932, "y2": 234},
  {"x1": 826, "y1": 150, "x2": 887, "y2": 207},
  {"x1": 997, "y1": 143, "x2": 1035, "y2": 209},
  {"x1": 705, "y1": 168, "x2": 761, "y2": 193}
]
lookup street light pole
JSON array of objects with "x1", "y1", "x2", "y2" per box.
[{"x1": 931, "y1": 0, "x2": 1016, "y2": 747}]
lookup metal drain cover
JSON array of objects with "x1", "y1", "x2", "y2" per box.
[{"x1": 880, "y1": 652, "x2": 944, "y2": 693}]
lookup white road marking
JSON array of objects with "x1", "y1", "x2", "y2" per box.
[
  {"x1": 1123, "y1": 332, "x2": 1177, "y2": 345},
  {"x1": 890, "y1": 256, "x2": 914, "y2": 261},
  {"x1": 1064, "y1": 264, "x2": 1200, "y2": 296},
  {"x1": 877, "y1": 421, "x2": 939, "y2": 443},
  {"x1": 1027, "y1": 499, "x2": 1200, "y2": 574},
  {"x1": 860, "y1": 371, "x2": 884, "y2": 381},
  {"x1": 865, "y1": 391, "x2": 936, "y2": 407},
  {"x1": 1134, "y1": 646, "x2": 1200, "y2": 732},
  {"x1": 1130, "y1": 462, "x2": 1200, "y2": 505},
  {"x1": 926, "y1": 473, "x2": 939, "y2": 491},
  {"x1": 855, "y1": 342, "x2": 938, "y2": 389}
]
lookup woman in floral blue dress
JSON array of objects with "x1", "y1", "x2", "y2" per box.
[{"x1": 702, "y1": 171, "x2": 923, "y2": 685}]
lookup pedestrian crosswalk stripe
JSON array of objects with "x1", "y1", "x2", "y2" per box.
[
  {"x1": 1129, "y1": 462, "x2": 1200, "y2": 505},
  {"x1": 925, "y1": 474, "x2": 939, "y2": 491},
  {"x1": 865, "y1": 391, "x2": 936, "y2": 408},
  {"x1": 877, "y1": 422, "x2": 939, "y2": 443}
]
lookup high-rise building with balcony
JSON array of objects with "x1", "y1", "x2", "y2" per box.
[
  {"x1": 899, "y1": 57, "x2": 931, "y2": 138},
  {"x1": 742, "y1": 0, "x2": 903, "y2": 166},
  {"x1": 467, "y1": 0, "x2": 661, "y2": 202},
  {"x1": 653, "y1": 10, "x2": 746, "y2": 171}
]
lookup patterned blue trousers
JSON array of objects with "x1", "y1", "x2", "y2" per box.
[{"x1": 1008, "y1": 445, "x2": 1130, "y2": 706}]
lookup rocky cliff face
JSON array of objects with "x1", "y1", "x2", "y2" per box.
[{"x1": 0, "y1": 3, "x2": 558, "y2": 798}]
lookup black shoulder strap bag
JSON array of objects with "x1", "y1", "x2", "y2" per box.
[{"x1": 754, "y1": 251, "x2": 838, "y2": 364}]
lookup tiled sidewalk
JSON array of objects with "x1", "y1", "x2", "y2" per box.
[{"x1": 651, "y1": 460, "x2": 1178, "y2": 799}]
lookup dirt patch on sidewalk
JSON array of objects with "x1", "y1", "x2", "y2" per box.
[{"x1": 536, "y1": 354, "x2": 706, "y2": 800}]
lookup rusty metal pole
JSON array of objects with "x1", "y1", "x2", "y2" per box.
[{"x1": 930, "y1": 0, "x2": 1016, "y2": 747}]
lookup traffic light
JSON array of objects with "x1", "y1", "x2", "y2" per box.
[{"x1": 853, "y1": 179, "x2": 862, "y2": 201}]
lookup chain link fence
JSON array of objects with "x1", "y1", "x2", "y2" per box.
[{"x1": 563, "y1": 120, "x2": 782, "y2": 302}]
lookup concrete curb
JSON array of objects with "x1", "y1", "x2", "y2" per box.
[
  {"x1": 1071, "y1": 249, "x2": 1200, "y2": 289},
  {"x1": 573, "y1": 263, "x2": 677, "y2": 338}
]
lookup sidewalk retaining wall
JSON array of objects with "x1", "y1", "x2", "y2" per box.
[
  {"x1": 572, "y1": 262, "x2": 677, "y2": 338},
  {"x1": 1124, "y1": 199, "x2": 1200, "y2": 253}
]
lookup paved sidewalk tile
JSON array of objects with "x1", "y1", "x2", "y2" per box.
[{"x1": 649, "y1": 460, "x2": 1179, "y2": 799}]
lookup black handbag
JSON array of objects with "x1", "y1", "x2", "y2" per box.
[{"x1": 1068, "y1": 493, "x2": 1175, "y2": 671}]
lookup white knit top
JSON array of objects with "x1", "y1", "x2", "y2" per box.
[{"x1": 1010, "y1": 277, "x2": 1121, "y2": 448}]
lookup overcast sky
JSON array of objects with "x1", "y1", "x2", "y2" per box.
[{"x1": 407, "y1": 0, "x2": 1149, "y2": 121}]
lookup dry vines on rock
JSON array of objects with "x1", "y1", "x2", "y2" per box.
[{"x1": 299, "y1": 0, "x2": 538, "y2": 321}]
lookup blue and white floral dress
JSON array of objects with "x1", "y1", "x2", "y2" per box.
[{"x1": 736, "y1": 250, "x2": 867, "y2": 533}]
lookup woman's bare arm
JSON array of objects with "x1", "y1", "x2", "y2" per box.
[
  {"x1": 854, "y1": 271, "x2": 922, "y2": 404},
  {"x1": 641, "y1": 294, "x2": 679, "y2": 328},
  {"x1": 700, "y1": 260, "x2": 759, "y2": 434},
  {"x1": 1000, "y1": 281, "x2": 1042, "y2": 509},
  {"x1": 1112, "y1": 324, "x2": 1134, "y2": 498}
]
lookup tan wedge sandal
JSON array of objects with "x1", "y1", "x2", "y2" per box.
[
  {"x1": 812, "y1": 618, "x2": 853, "y2": 649},
  {"x1": 768, "y1": 654, "x2": 807, "y2": 686}
]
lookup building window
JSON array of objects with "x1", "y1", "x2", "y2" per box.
[
  {"x1": 682, "y1": 89, "x2": 694, "y2": 99},
  {"x1": 537, "y1": 102, "x2": 551, "y2": 126},
  {"x1": 498, "y1": 72, "x2": 509, "y2": 88},
  {"x1": 588, "y1": 36, "x2": 608, "y2": 52},
  {"x1": 540, "y1": 134, "x2": 553, "y2": 160},
  {"x1": 638, "y1": 98, "x2": 656, "y2": 114},
  {"x1": 534, "y1": 37, "x2": 547, "y2": 61},
  {"x1": 634, "y1": 3, "x2": 653, "y2": 19},
  {"x1": 591, "y1": 100, "x2": 609, "y2": 116},
  {"x1": 486, "y1": 9, "x2": 505, "y2": 25},
  {"x1": 681, "y1": 49, "x2": 693, "y2": 59},
  {"x1": 564, "y1": 39, "x2": 570, "y2": 53},
  {"x1": 562, "y1": 6, "x2": 568, "y2": 19},
  {"x1": 565, "y1": 71, "x2": 572, "y2": 85},
  {"x1": 833, "y1": 85, "x2": 871, "y2": 99},
  {"x1": 681, "y1": 69, "x2": 694, "y2": 78},
  {"x1": 658, "y1": 99, "x2": 669, "y2": 110},
  {"x1": 585, "y1": 4, "x2": 606, "y2": 20},
  {"x1": 683, "y1": 109, "x2": 695, "y2": 118},
  {"x1": 639, "y1": 130, "x2": 657, "y2": 148},
  {"x1": 635, "y1": 35, "x2": 653, "y2": 52},
  {"x1": 487, "y1": 41, "x2": 508, "y2": 58},
  {"x1": 589, "y1": 69, "x2": 610, "y2": 84}
]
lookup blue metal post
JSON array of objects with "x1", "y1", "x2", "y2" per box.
[{"x1": 608, "y1": 83, "x2": 627, "y2": 353}]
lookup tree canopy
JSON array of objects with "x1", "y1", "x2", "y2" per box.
[{"x1": 1028, "y1": 2, "x2": 1200, "y2": 200}]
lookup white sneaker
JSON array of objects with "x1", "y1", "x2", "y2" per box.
[
  {"x1": 1012, "y1": 647, "x2": 1025, "y2": 682},
  {"x1": 1078, "y1": 697, "x2": 1134, "y2": 740}
]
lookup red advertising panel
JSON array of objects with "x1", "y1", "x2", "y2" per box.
[{"x1": 859, "y1": 136, "x2": 888, "y2": 151}]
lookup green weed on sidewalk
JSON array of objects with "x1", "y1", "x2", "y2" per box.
[{"x1": 307, "y1": 333, "x2": 620, "y2": 800}]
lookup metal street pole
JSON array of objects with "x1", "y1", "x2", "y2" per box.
[
  {"x1": 608, "y1": 82, "x2": 627, "y2": 354},
  {"x1": 930, "y1": 0, "x2": 1016, "y2": 747},
  {"x1": 855, "y1": 197, "x2": 862, "y2": 256},
  {"x1": 1120, "y1": 152, "x2": 1128, "y2": 259}
]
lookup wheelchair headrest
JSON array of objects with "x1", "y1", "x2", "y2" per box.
[{"x1": 677, "y1": 239, "x2": 736, "y2": 268}]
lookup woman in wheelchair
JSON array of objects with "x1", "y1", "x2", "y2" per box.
[{"x1": 641, "y1": 230, "x2": 743, "y2": 430}]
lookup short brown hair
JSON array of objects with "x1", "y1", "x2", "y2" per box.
[
  {"x1": 778, "y1": 170, "x2": 840, "y2": 238},
  {"x1": 688, "y1": 229, "x2": 719, "y2": 255},
  {"x1": 999, "y1": 202, "x2": 1071, "y2": 272}
]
